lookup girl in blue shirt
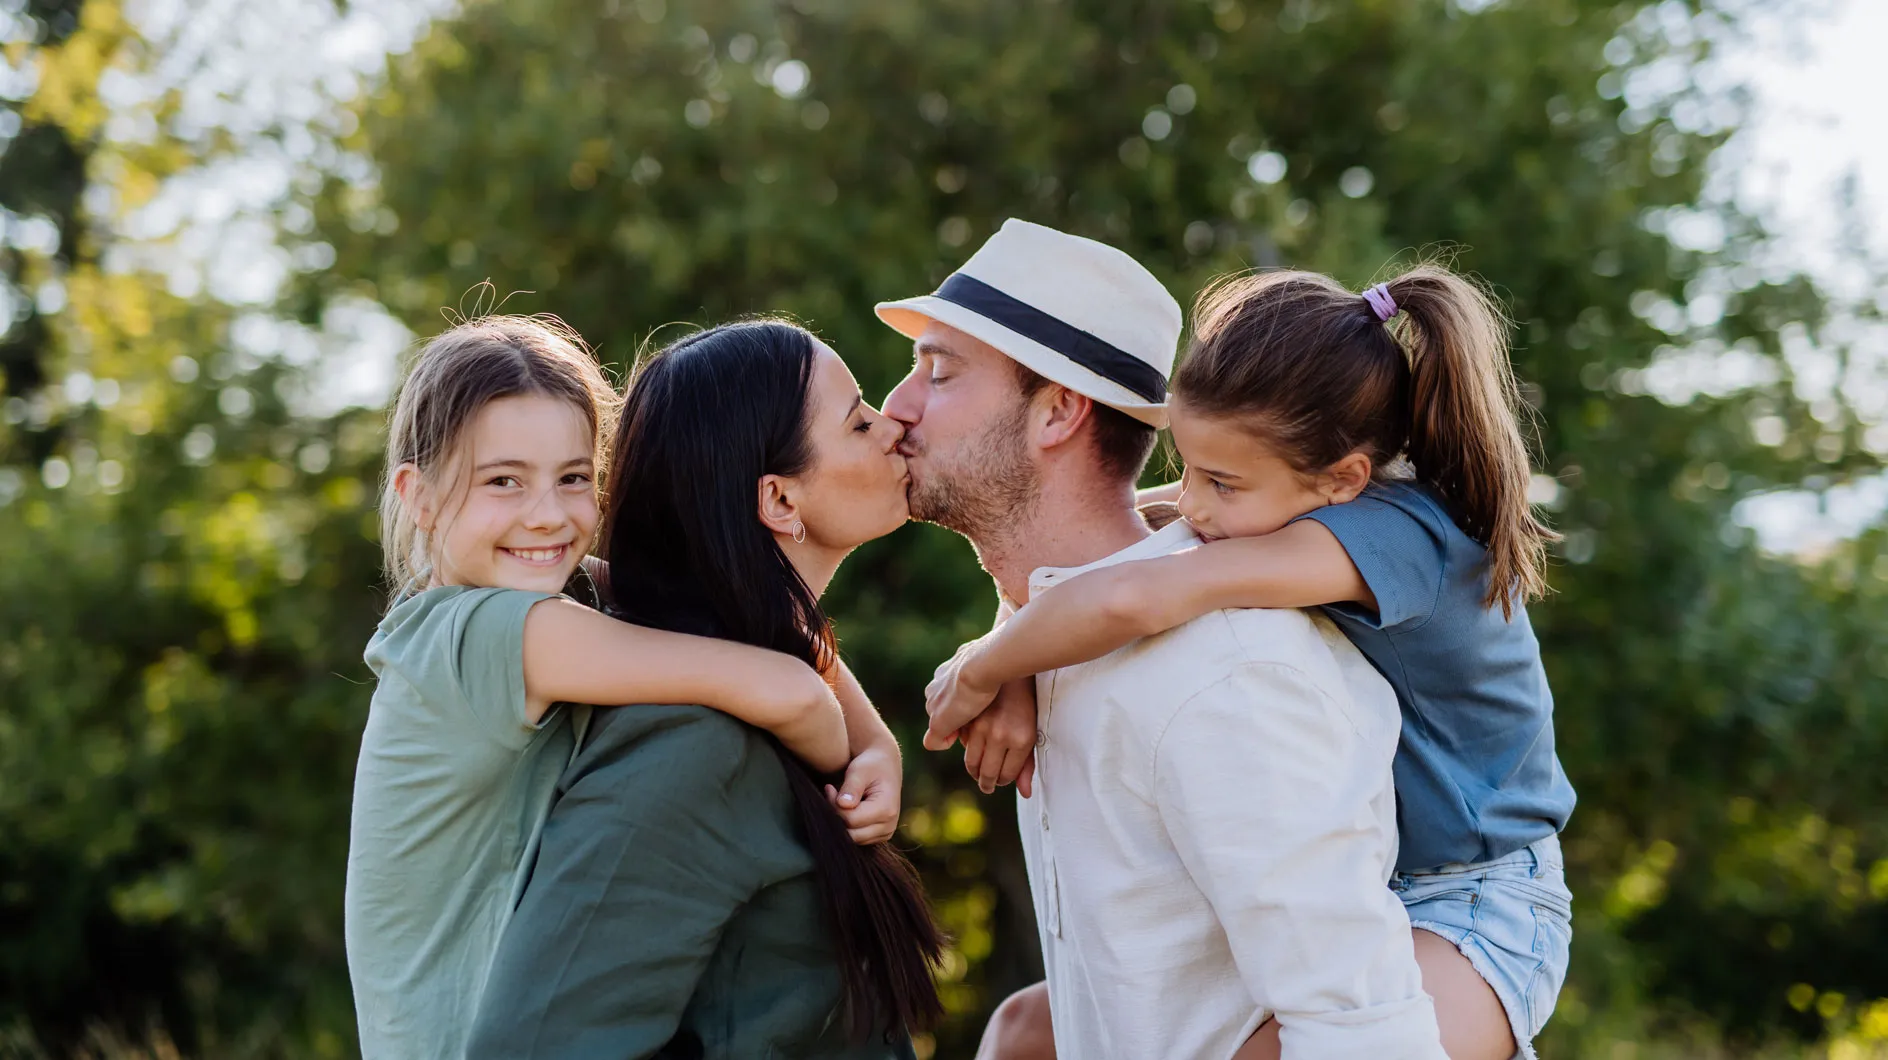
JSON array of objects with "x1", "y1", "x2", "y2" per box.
[{"x1": 928, "y1": 265, "x2": 1574, "y2": 1060}]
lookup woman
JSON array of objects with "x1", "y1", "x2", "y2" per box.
[{"x1": 466, "y1": 320, "x2": 941, "y2": 1059}]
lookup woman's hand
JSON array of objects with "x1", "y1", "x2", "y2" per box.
[
  {"x1": 923, "y1": 636, "x2": 1002, "y2": 751},
  {"x1": 826, "y1": 742, "x2": 903, "y2": 844},
  {"x1": 959, "y1": 677, "x2": 1039, "y2": 797}
]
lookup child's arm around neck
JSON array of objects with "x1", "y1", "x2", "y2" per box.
[
  {"x1": 924, "y1": 518, "x2": 1375, "y2": 744},
  {"x1": 820, "y1": 658, "x2": 903, "y2": 845},
  {"x1": 520, "y1": 597, "x2": 850, "y2": 773}
]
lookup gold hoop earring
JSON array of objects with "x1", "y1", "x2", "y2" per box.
[{"x1": 792, "y1": 521, "x2": 806, "y2": 544}]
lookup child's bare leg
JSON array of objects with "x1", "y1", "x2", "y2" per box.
[
  {"x1": 1413, "y1": 928, "x2": 1515, "y2": 1060},
  {"x1": 976, "y1": 980, "x2": 1056, "y2": 1060},
  {"x1": 1229, "y1": 929, "x2": 1515, "y2": 1060},
  {"x1": 1230, "y1": 1019, "x2": 1280, "y2": 1059}
]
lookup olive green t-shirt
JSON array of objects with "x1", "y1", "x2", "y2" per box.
[{"x1": 344, "y1": 585, "x2": 587, "y2": 1060}]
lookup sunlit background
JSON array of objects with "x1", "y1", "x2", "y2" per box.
[{"x1": 2, "y1": 0, "x2": 1886, "y2": 1057}]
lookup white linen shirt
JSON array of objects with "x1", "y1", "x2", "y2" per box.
[{"x1": 1015, "y1": 520, "x2": 1446, "y2": 1060}]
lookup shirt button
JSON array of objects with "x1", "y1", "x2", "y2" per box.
[
  {"x1": 1035, "y1": 729, "x2": 1048, "y2": 748},
  {"x1": 1040, "y1": 810, "x2": 1050, "y2": 830}
]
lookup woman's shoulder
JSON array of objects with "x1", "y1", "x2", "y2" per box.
[
  {"x1": 576, "y1": 704, "x2": 790, "y2": 798},
  {"x1": 584, "y1": 700, "x2": 759, "y2": 748},
  {"x1": 561, "y1": 705, "x2": 810, "y2": 875}
]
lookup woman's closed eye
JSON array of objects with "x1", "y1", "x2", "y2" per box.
[{"x1": 1210, "y1": 477, "x2": 1234, "y2": 495}]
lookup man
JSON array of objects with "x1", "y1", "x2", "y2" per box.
[{"x1": 878, "y1": 219, "x2": 1447, "y2": 1060}]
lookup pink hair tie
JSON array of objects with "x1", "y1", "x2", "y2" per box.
[{"x1": 1362, "y1": 283, "x2": 1399, "y2": 323}]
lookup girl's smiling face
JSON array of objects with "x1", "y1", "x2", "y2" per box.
[
  {"x1": 400, "y1": 393, "x2": 600, "y2": 594},
  {"x1": 1169, "y1": 401, "x2": 1364, "y2": 542}
]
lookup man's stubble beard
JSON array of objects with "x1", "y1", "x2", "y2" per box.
[{"x1": 906, "y1": 397, "x2": 1039, "y2": 546}]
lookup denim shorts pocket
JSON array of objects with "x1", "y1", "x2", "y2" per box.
[
  {"x1": 1397, "y1": 881, "x2": 1481, "y2": 943},
  {"x1": 1524, "y1": 899, "x2": 1574, "y2": 1038},
  {"x1": 1464, "y1": 872, "x2": 1571, "y2": 1040},
  {"x1": 1404, "y1": 884, "x2": 1479, "y2": 905},
  {"x1": 1501, "y1": 875, "x2": 1574, "y2": 917},
  {"x1": 1404, "y1": 860, "x2": 1513, "y2": 886}
]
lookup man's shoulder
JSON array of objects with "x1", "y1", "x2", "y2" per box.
[
  {"x1": 1159, "y1": 603, "x2": 1335, "y2": 666},
  {"x1": 1132, "y1": 605, "x2": 1369, "y2": 706}
]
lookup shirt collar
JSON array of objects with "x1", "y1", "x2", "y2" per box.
[{"x1": 1027, "y1": 518, "x2": 1200, "y2": 595}]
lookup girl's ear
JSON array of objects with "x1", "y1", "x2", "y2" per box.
[
  {"x1": 1320, "y1": 451, "x2": 1374, "y2": 505},
  {"x1": 392, "y1": 463, "x2": 437, "y2": 532},
  {"x1": 757, "y1": 473, "x2": 801, "y2": 538}
]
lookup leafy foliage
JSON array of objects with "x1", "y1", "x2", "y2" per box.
[{"x1": 3, "y1": 0, "x2": 1887, "y2": 1056}]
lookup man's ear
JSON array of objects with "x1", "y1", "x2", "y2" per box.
[
  {"x1": 757, "y1": 473, "x2": 801, "y2": 538},
  {"x1": 1035, "y1": 385, "x2": 1096, "y2": 453},
  {"x1": 1320, "y1": 452, "x2": 1374, "y2": 505},
  {"x1": 392, "y1": 463, "x2": 436, "y2": 532}
]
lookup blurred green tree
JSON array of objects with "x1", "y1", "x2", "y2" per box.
[
  {"x1": 3, "y1": 0, "x2": 1887, "y2": 1056},
  {"x1": 311, "y1": 0, "x2": 1888, "y2": 1053},
  {"x1": 0, "y1": 1, "x2": 383, "y2": 1053}
]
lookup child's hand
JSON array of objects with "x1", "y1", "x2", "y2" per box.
[
  {"x1": 922, "y1": 637, "x2": 1001, "y2": 751},
  {"x1": 960, "y1": 677, "x2": 1039, "y2": 797},
  {"x1": 826, "y1": 742, "x2": 902, "y2": 845}
]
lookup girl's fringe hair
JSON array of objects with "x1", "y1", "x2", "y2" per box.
[{"x1": 377, "y1": 312, "x2": 620, "y2": 603}]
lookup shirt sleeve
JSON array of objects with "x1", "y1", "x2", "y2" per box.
[
  {"x1": 444, "y1": 587, "x2": 558, "y2": 742},
  {"x1": 1153, "y1": 662, "x2": 1447, "y2": 1060},
  {"x1": 1297, "y1": 493, "x2": 1446, "y2": 632},
  {"x1": 464, "y1": 706, "x2": 771, "y2": 1059}
]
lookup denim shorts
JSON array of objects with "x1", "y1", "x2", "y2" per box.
[{"x1": 1391, "y1": 834, "x2": 1573, "y2": 1060}]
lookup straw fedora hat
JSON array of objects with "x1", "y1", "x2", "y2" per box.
[{"x1": 875, "y1": 219, "x2": 1182, "y2": 428}]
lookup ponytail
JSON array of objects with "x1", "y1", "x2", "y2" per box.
[
  {"x1": 1385, "y1": 267, "x2": 1556, "y2": 615},
  {"x1": 1174, "y1": 264, "x2": 1555, "y2": 618}
]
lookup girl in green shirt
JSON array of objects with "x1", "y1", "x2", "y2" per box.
[{"x1": 344, "y1": 315, "x2": 904, "y2": 1060}]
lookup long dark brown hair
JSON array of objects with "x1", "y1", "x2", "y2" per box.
[
  {"x1": 601, "y1": 319, "x2": 944, "y2": 1041},
  {"x1": 1174, "y1": 265, "x2": 1555, "y2": 615}
]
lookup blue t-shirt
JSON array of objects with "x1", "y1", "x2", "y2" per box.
[{"x1": 1299, "y1": 482, "x2": 1575, "y2": 872}]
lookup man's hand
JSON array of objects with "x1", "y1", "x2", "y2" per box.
[
  {"x1": 959, "y1": 677, "x2": 1039, "y2": 797},
  {"x1": 826, "y1": 742, "x2": 902, "y2": 844},
  {"x1": 924, "y1": 637, "x2": 1002, "y2": 751}
]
